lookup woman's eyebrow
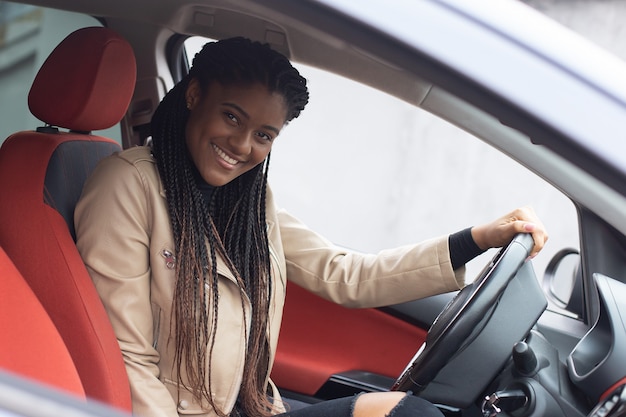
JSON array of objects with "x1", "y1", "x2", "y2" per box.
[
  {"x1": 223, "y1": 102, "x2": 281, "y2": 135},
  {"x1": 223, "y1": 102, "x2": 250, "y2": 119}
]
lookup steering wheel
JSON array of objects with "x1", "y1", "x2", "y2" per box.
[{"x1": 391, "y1": 233, "x2": 535, "y2": 394}]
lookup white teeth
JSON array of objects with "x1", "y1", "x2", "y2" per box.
[{"x1": 212, "y1": 144, "x2": 238, "y2": 165}]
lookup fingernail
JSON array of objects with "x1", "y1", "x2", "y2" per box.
[{"x1": 524, "y1": 223, "x2": 535, "y2": 232}]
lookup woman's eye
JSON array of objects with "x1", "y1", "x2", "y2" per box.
[
  {"x1": 225, "y1": 112, "x2": 238, "y2": 124},
  {"x1": 256, "y1": 132, "x2": 273, "y2": 142}
]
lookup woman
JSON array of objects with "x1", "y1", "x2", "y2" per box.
[{"x1": 75, "y1": 37, "x2": 547, "y2": 417}]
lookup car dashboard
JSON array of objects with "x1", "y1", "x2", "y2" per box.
[{"x1": 312, "y1": 264, "x2": 626, "y2": 417}]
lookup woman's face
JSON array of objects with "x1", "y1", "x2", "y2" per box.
[{"x1": 185, "y1": 78, "x2": 288, "y2": 186}]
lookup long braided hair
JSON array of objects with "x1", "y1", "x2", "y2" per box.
[{"x1": 150, "y1": 37, "x2": 308, "y2": 416}]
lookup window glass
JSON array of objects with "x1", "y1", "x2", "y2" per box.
[
  {"x1": 0, "y1": 1, "x2": 120, "y2": 144},
  {"x1": 184, "y1": 36, "x2": 579, "y2": 282}
]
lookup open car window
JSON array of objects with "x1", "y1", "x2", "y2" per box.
[{"x1": 184, "y1": 36, "x2": 579, "y2": 286}]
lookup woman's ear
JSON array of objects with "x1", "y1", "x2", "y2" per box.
[{"x1": 185, "y1": 78, "x2": 201, "y2": 110}]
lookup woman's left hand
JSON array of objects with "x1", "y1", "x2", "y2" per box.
[{"x1": 471, "y1": 206, "x2": 549, "y2": 259}]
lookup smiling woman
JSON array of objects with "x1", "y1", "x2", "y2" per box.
[
  {"x1": 184, "y1": 80, "x2": 286, "y2": 186},
  {"x1": 3, "y1": 1, "x2": 626, "y2": 417},
  {"x1": 72, "y1": 32, "x2": 547, "y2": 417}
]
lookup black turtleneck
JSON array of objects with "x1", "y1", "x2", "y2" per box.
[
  {"x1": 191, "y1": 165, "x2": 214, "y2": 205},
  {"x1": 449, "y1": 227, "x2": 485, "y2": 270}
]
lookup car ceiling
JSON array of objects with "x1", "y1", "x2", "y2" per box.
[{"x1": 16, "y1": 0, "x2": 432, "y2": 107}]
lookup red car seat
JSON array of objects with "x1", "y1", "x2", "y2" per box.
[
  {"x1": 0, "y1": 27, "x2": 136, "y2": 411},
  {"x1": 0, "y1": 246, "x2": 85, "y2": 398}
]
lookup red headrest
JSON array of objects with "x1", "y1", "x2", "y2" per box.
[{"x1": 28, "y1": 27, "x2": 136, "y2": 132}]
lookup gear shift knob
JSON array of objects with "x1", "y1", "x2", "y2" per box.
[{"x1": 513, "y1": 341, "x2": 538, "y2": 376}]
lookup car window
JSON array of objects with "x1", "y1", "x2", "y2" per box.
[
  {"x1": 0, "y1": 1, "x2": 121, "y2": 145},
  {"x1": 185, "y1": 36, "x2": 579, "y2": 284}
]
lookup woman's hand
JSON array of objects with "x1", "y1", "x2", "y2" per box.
[{"x1": 471, "y1": 206, "x2": 548, "y2": 259}]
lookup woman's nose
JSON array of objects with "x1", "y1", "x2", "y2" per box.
[{"x1": 228, "y1": 131, "x2": 253, "y2": 155}]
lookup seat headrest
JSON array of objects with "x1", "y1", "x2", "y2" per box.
[{"x1": 28, "y1": 27, "x2": 137, "y2": 132}]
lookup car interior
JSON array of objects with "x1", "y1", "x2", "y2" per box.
[
  {"x1": 1, "y1": 1, "x2": 626, "y2": 417},
  {"x1": 0, "y1": 25, "x2": 134, "y2": 409}
]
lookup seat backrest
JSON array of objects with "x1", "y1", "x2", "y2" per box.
[
  {"x1": 0, "y1": 246, "x2": 85, "y2": 398},
  {"x1": 0, "y1": 27, "x2": 136, "y2": 411}
]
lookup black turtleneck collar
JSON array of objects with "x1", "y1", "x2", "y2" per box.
[{"x1": 190, "y1": 164, "x2": 214, "y2": 205}]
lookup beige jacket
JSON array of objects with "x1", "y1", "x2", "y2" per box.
[{"x1": 75, "y1": 146, "x2": 464, "y2": 417}]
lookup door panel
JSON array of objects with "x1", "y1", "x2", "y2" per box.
[{"x1": 272, "y1": 282, "x2": 429, "y2": 396}]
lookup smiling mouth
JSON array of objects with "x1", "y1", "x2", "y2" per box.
[{"x1": 212, "y1": 144, "x2": 239, "y2": 165}]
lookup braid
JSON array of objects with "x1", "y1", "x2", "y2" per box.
[
  {"x1": 152, "y1": 79, "x2": 224, "y2": 412},
  {"x1": 151, "y1": 37, "x2": 308, "y2": 417}
]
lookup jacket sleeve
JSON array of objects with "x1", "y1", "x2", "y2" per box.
[
  {"x1": 75, "y1": 155, "x2": 179, "y2": 417},
  {"x1": 277, "y1": 209, "x2": 465, "y2": 308}
]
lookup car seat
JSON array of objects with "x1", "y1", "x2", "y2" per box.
[
  {"x1": 0, "y1": 246, "x2": 85, "y2": 399},
  {"x1": 0, "y1": 27, "x2": 136, "y2": 411}
]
